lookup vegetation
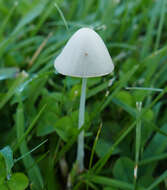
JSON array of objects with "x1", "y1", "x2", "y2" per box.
[{"x1": 0, "y1": 0, "x2": 167, "y2": 189}]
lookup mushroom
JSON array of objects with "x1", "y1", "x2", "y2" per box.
[{"x1": 54, "y1": 27, "x2": 114, "y2": 172}]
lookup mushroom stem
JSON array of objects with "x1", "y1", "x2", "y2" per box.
[{"x1": 76, "y1": 78, "x2": 87, "y2": 172}]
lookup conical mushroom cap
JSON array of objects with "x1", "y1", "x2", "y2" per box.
[{"x1": 54, "y1": 28, "x2": 114, "y2": 78}]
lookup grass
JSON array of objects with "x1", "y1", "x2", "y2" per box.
[{"x1": 0, "y1": 0, "x2": 167, "y2": 189}]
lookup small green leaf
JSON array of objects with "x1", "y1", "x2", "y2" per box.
[
  {"x1": 53, "y1": 111, "x2": 80, "y2": 142},
  {"x1": 53, "y1": 115, "x2": 76, "y2": 141},
  {"x1": 0, "y1": 146, "x2": 14, "y2": 177},
  {"x1": 138, "y1": 174, "x2": 154, "y2": 187},
  {"x1": 144, "y1": 109, "x2": 154, "y2": 121},
  {"x1": 95, "y1": 138, "x2": 119, "y2": 158},
  {"x1": 115, "y1": 90, "x2": 133, "y2": 106},
  {"x1": 7, "y1": 173, "x2": 29, "y2": 190},
  {"x1": 113, "y1": 157, "x2": 134, "y2": 183},
  {"x1": 37, "y1": 108, "x2": 89, "y2": 141}
]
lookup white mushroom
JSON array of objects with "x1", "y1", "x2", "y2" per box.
[{"x1": 54, "y1": 27, "x2": 114, "y2": 172}]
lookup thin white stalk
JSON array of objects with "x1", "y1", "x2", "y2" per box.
[
  {"x1": 134, "y1": 101, "x2": 142, "y2": 189},
  {"x1": 76, "y1": 78, "x2": 87, "y2": 172}
]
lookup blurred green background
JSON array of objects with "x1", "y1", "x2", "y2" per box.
[{"x1": 0, "y1": 0, "x2": 167, "y2": 189}]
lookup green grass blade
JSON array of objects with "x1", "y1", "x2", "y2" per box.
[
  {"x1": 0, "y1": 73, "x2": 26, "y2": 110},
  {"x1": 13, "y1": 104, "x2": 47, "y2": 151},
  {"x1": 147, "y1": 170, "x2": 167, "y2": 190},
  {"x1": 140, "y1": 153, "x2": 167, "y2": 166},
  {"x1": 14, "y1": 139, "x2": 48, "y2": 163},
  {"x1": 31, "y1": 2, "x2": 54, "y2": 36},
  {"x1": 141, "y1": 0, "x2": 161, "y2": 58},
  {"x1": 87, "y1": 78, "x2": 115, "y2": 99},
  {"x1": 100, "y1": 65, "x2": 139, "y2": 112},
  {"x1": 89, "y1": 123, "x2": 102, "y2": 169},
  {"x1": 84, "y1": 175, "x2": 145, "y2": 190},
  {"x1": 92, "y1": 87, "x2": 167, "y2": 174},
  {"x1": 16, "y1": 95, "x2": 44, "y2": 190},
  {"x1": 54, "y1": 2, "x2": 68, "y2": 30},
  {"x1": 154, "y1": 0, "x2": 166, "y2": 50},
  {"x1": 0, "y1": 1, "x2": 46, "y2": 58},
  {"x1": 125, "y1": 87, "x2": 163, "y2": 92},
  {"x1": 93, "y1": 122, "x2": 136, "y2": 173},
  {"x1": 134, "y1": 102, "x2": 142, "y2": 189},
  {"x1": 0, "y1": 1, "x2": 18, "y2": 40}
]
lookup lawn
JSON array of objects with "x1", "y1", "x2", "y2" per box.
[{"x1": 0, "y1": 0, "x2": 167, "y2": 189}]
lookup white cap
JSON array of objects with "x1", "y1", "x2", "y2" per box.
[{"x1": 54, "y1": 27, "x2": 114, "y2": 78}]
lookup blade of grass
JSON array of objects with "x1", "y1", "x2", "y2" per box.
[
  {"x1": 29, "y1": 40, "x2": 66, "y2": 73},
  {"x1": 0, "y1": 1, "x2": 46, "y2": 58},
  {"x1": 89, "y1": 123, "x2": 102, "y2": 169},
  {"x1": 27, "y1": 151, "x2": 49, "y2": 172},
  {"x1": 13, "y1": 104, "x2": 47, "y2": 151},
  {"x1": 92, "y1": 87, "x2": 167, "y2": 174},
  {"x1": 93, "y1": 122, "x2": 135, "y2": 174},
  {"x1": 16, "y1": 94, "x2": 44, "y2": 190},
  {"x1": 72, "y1": 181, "x2": 83, "y2": 190},
  {"x1": 87, "y1": 78, "x2": 115, "y2": 99},
  {"x1": 81, "y1": 0, "x2": 96, "y2": 18},
  {"x1": 0, "y1": 72, "x2": 26, "y2": 110},
  {"x1": 0, "y1": 1, "x2": 18, "y2": 40},
  {"x1": 84, "y1": 180, "x2": 98, "y2": 190},
  {"x1": 109, "y1": 43, "x2": 137, "y2": 50},
  {"x1": 100, "y1": 65, "x2": 139, "y2": 113},
  {"x1": 125, "y1": 87, "x2": 163, "y2": 92},
  {"x1": 54, "y1": 2, "x2": 68, "y2": 30},
  {"x1": 83, "y1": 175, "x2": 145, "y2": 190},
  {"x1": 31, "y1": 2, "x2": 54, "y2": 36},
  {"x1": 112, "y1": 97, "x2": 167, "y2": 137},
  {"x1": 141, "y1": 0, "x2": 161, "y2": 58},
  {"x1": 14, "y1": 139, "x2": 48, "y2": 163},
  {"x1": 134, "y1": 102, "x2": 142, "y2": 189},
  {"x1": 154, "y1": 0, "x2": 166, "y2": 50},
  {"x1": 139, "y1": 153, "x2": 167, "y2": 166},
  {"x1": 147, "y1": 170, "x2": 167, "y2": 190}
]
